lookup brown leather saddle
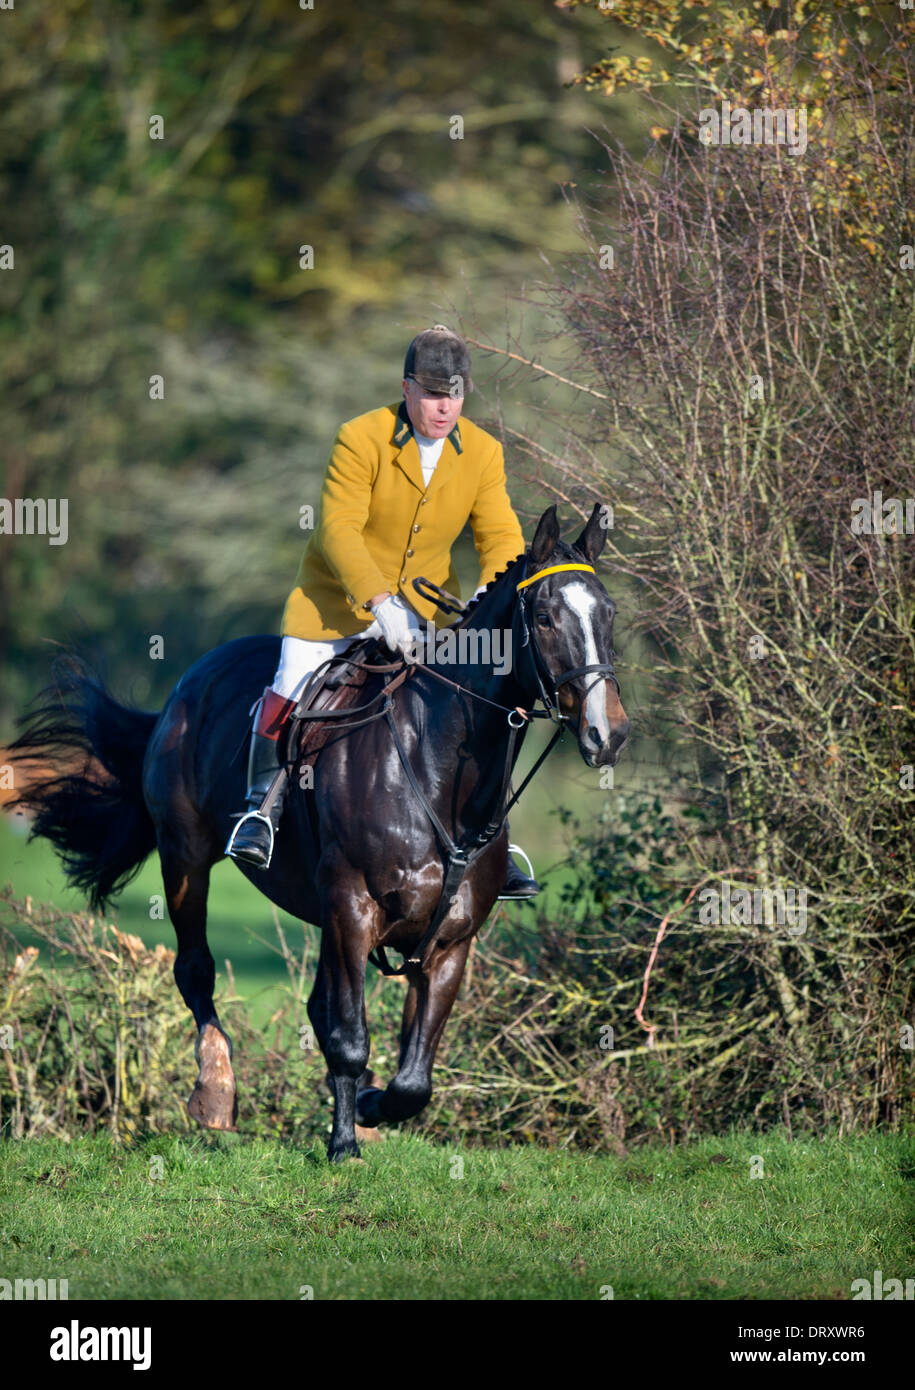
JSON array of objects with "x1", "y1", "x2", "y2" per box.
[{"x1": 287, "y1": 638, "x2": 408, "y2": 771}]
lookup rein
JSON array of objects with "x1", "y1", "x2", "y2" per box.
[{"x1": 370, "y1": 701, "x2": 564, "y2": 976}]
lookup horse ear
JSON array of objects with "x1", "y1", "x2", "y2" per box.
[
  {"x1": 530, "y1": 505, "x2": 560, "y2": 566},
  {"x1": 573, "y1": 502, "x2": 607, "y2": 564}
]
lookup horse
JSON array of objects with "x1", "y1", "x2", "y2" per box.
[{"x1": 9, "y1": 504, "x2": 629, "y2": 1159}]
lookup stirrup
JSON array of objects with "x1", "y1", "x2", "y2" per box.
[
  {"x1": 507, "y1": 843, "x2": 535, "y2": 879},
  {"x1": 224, "y1": 810, "x2": 276, "y2": 868},
  {"x1": 498, "y1": 843, "x2": 540, "y2": 901}
]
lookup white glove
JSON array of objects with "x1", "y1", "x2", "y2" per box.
[{"x1": 371, "y1": 594, "x2": 426, "y2": 660}]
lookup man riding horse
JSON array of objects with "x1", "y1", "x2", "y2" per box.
[{"x1": 225, "y1": 324, "x2": 539, "y2": 899}]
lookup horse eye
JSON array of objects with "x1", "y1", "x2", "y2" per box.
[{"x1": 536, "y1": 612, "x2": 551, "y2": 629}]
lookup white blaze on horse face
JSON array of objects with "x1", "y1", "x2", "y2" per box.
[{"x1": 561, "y1": 581, "x2": 611, "y2": 743}]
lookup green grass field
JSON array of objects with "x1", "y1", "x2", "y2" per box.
[{"x1": 1, "y1": 1129, "x2": 911, "y2": 1300}]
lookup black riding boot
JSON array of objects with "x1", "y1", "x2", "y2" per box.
[{"x1": 225, "y1": 689, "x2": 295, "y2": 870}]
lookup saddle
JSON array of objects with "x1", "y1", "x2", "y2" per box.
[{"x1": 286, "y1": 638, "x2": 398, "y2": 771}]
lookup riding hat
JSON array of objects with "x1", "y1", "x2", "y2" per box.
[{"x1": 403, "y1": 324, "x2": 473, "y2": 396}]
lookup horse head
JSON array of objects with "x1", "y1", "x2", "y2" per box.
[{"x1": 518, "y1": 504, "x2": 630, "y2": 769}]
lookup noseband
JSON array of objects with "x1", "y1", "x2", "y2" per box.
[{"x1": 515, "y1": 562, "x2": 621, "y2": 723}]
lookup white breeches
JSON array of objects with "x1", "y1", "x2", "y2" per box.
[{"x1": 270, "y1": 626, "x2": 382, "y2": 702}]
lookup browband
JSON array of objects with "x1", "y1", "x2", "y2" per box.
[{"x1": 516, "y1": 563, "x2": 595, "y2": 591}]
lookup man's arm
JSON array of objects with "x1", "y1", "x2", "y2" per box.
[
  {"x1": 468, "y1": 441, "x2": 525, "y2": 587},
  {"x1": 315, "y1": 423, "x2": 391, "y2": 614}
]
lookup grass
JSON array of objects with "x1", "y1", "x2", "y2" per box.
[{"x1": 1, "y1": 1128, "x2": 912, "y2": 1300}]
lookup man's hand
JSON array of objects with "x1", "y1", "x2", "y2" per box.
[{"x1": 371, "y1": 594, "x2": 425, "y2": 659}]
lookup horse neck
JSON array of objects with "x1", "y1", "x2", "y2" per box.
[
  {"x1": 445, "y1": 558, "x2": 534, "y2": 714},
  {"x1": 411, "y1": 560, "x2": 537, "y2": 838}
]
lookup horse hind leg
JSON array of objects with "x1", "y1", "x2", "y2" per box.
[
  {"x1": 354, "y1": 1069, "x2": 385, "y2": 1144},
  {"x1": 162, "y1": 844, "x2": 237, "y2": 1131}
]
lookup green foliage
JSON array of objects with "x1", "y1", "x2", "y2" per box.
[{"x1": 502, "y1": 15, "x2": 915, "y2": 1140}]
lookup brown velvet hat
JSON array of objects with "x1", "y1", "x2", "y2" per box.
[{"x1": 403, "y1": 324, "x2": 473, "y2": 395}]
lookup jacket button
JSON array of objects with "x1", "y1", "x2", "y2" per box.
[
  {"x1": 406, "y1": 548, "x2": 414, "y2": 557},
  {"x1": 413, "y1": 524, "x2": 421, "y2": 533},
  {"x1": 421, "y1": 497, "x2": 428, "y2": 505}
]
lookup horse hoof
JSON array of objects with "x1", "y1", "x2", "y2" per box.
[
  {"x1": 188, "y1": 1086, "x2": 237, "y2": 1130},
  {"x1": 328, "y1": 1140, "x2": 362, "y2": 1162}
]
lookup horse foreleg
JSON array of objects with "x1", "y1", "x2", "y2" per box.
[
  {"x1": 308, "y1": 886, "x2": 376, "y2": 1161},
  {"x1": 356, "y1": 937, "x2": 471, "y2": 1129},
  {"x1": 163, "y1": 849, "x2": 237, "y2": 1131}
]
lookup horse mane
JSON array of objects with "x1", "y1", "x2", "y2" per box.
[{"x1": 458, "y1": 537, "x2": 585, "y2": 623}]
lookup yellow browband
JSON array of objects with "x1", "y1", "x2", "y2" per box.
[{"x1": 516, "y1": 563, "x2": 595, "y2": 591}]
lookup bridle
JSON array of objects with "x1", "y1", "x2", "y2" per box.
[{"x1": 514, "y1": 560, "x2": 621, "y2": 725}]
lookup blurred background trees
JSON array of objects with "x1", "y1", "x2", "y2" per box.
[{"x1": 0, "y1": 0, "x2": 641, "y2": 722}]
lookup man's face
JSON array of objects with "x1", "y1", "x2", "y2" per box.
[{"x1": 402, "y1": 378, "x2": 464, "y2": 439}]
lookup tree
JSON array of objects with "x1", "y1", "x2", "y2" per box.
[{"x1": 506, "y1": 2, "x2": 914, "y2": 1129}]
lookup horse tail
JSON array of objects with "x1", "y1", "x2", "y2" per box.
[{"x1": 7, "y1": 654, "x2": 159, "y2": 911}]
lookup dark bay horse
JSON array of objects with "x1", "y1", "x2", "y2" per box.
[{"x1": 10, "y1": 505, "x2": 629, "y2": 1159}]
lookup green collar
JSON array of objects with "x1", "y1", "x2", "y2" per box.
[{"x1": 392, "y1": 398, "x2": 462, "y2": 455}]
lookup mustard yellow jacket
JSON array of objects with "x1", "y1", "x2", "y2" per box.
[{"x1": 281, "y1": 400, "x2": 524, "y2": 640}]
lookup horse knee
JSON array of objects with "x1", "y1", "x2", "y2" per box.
[
  {"x1": 174, "y1": 945, "x2": 214, "y2": 991},
  {"x1": 325, "y1": 1026, "x2": 369, "y2": 1079}
]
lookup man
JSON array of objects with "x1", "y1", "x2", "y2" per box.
[{"x1": 225, "y1": 324, "x2": 539, "y2": 898}]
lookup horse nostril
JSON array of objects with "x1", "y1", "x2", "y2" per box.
[{"x1": 587, "y1": 725, "x2": 603, "y2": 748}]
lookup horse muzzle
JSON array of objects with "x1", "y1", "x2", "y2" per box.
[
  {"x1": 574, "y1": 680, "x2": 630, "y2": 768},
  {"x1": 578, "y1": 716, "x2": 629, "y2": 768}
]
